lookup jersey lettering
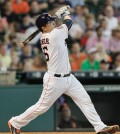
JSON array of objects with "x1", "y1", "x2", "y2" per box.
[
  {"x1": 41, "y1": 38, "x2": 49, "y2": 45},
  {"x1": 42, "y1": 46, "x2": 49, "y2": 61},
  {"x1": 41, "y1": 38, "x2": 50, "y2": 61}
]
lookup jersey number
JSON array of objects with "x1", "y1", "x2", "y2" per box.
[{"x1": 43, "y1": 46, "x2": 49, "y2": 61}]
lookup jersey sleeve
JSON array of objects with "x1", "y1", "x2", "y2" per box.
[{"x1": 52, "y1": 24, "x2": 68, "y2": 40}]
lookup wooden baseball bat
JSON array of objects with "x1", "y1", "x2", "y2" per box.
[
  {"x1": 20, "y1": 29, "x2": 40, "y2": 47},
  {"x1": 19, "y1": 5, "x2": 70, "y2": 48}
]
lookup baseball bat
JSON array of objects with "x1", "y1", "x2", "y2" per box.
[
  {"x1": 20, "y1": 29, "x2": 40, "y2": 47},
  {"x1": 19, "y1": 5, "x2": 70, "y2": 47}
]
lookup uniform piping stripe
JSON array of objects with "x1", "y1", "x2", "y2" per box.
[{"x1": 22, "y1": 76, "x2": 51, "y2": 120}]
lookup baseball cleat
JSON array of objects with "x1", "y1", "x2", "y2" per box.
[
  {"x1": 97, "y1": 125, "x2": 119, "y2": 134},
  {"x1": 8, "y1": 121, "x2": 21, "y2": 134}
]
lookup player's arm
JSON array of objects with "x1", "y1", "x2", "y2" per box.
[
  {"x1": 55, "y1": 6, "x2": 73, "y2": 31},
  {"x1": 63, "y1": 16, "x2": 73, "y2": 31}
]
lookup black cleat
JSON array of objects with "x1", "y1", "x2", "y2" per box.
[
  {"x1": 8, "y1": 121, "x2": 21, "y2": 134},
  {"x1": 97, "y1": 125, "x2": 119, "y2": 134}
]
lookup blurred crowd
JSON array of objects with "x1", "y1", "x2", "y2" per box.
[
  {"x1": 58, "y1": 103, "x2": 81, "y2": 129},
  {"x1": 0, "y1": 0, "x2": 120, "y2": 72}
]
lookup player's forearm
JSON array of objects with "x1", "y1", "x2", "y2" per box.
[
  {"x1": 63, "y1": 16, "x2": 73, "y2": 30},
  {"x1": 55, "y1": 6, "x2": 73, "y2": 30}
]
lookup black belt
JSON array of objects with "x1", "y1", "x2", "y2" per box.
[{"x1": 54, "y1": 73, "x2": 71, "y2": 77}]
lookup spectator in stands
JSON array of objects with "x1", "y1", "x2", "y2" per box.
[
  {"x1": 100, "y1": 59, "x2": 110, "y2": 71},
  {"x1": 85, "y1": 0, "x2": 104, "y2": 18},
  {"x1": 109, "y1": 28, "x2": 120, "y2": 53},
  {"x1": 0, "y1": 0, "x2": 4, "y2": 11},
  {"x1": 81, "y1": 47, "x2": 100, "y2": 71},
  {"x1": 20, "y1": 14, "x2": 34, "y2": 32},
  {"x1": 1, "y1": 1, "x2": 18, "y2": 23},
  {"x1": 72, "y1": 4, "x2": 85, "y2": 30},
  {"x1": 6, "y1": 21, "x2": 20, "y2": 34},
  {"x1": 113, "y1": 0, "x2": 120, "y2": 9},
  {"x1": 23, "y1": 54, "x2": 47, "y2": 72},
  {"x1": 113, "y1": 53, "x2": 120, "y2": 71},
  {"x1": 0, "y1": 43, "x2": 12, "y2": 69},
  {"x1": 70, "y1": 42, "x2": 87, "y2": 71},
  {"x1": 69, "y1": 23, "x2": 83, "y2": 40},
  {"x1": 39, "y1": 1, "x2": 48, "y2": 13},
  {"x1": 20, "y1": 45, "x2": 33, "y2": 64},
  {"x1": 47, "y1": 0, "x2": 59, "y2": 11},
  {"x1": 67, "y1": 0, "x2": 85, "y2": 7},
  {"x1": 10, "y1": 51, "x2": 22, "y2": 70},
  {"x1": 105, "y1": 0, "x2": 120, "y2": 17},
  {"x1": 105, "y1": 0, "x2": 113, "y2": 6},
  {"x1": 0, "y1": 17, "x2": 8, "y2": 42},
  {"x1": 100, "y1": 18, "x2": 111, "y2": 39},
  {"x1": 96, "y1": 44, "x2": 112, "y2": 62},
  {"x1": 86, "y1": 26, "x2": 110, "y2": 51},
  {"x1": 11, "y1": 0, "x2": 30, "y2": 14},
  {"x1": 4, "y1": 23, "x2": 23, "y2": 53},
  {"x1": 58, "y1": 103, "x2": 81, "y2": 129},
  {"x1": 82, "y1": 5, "x2": 89, "y2": 17},
  {"x1": 85, "y1": 14, "x2": 96, "y2": 30},
  {"x1": 105, "y1": 6, "x2": 118, "y2": 31},
  {"x1": 6, "y1": 33, "x2": 22, "y2": 54},
  {"x1": 29, "y1": 1, "x2": 40, "y2": 18},
  {"x1": 80, "y1": 28, "x2": 94, "y2": 48}
]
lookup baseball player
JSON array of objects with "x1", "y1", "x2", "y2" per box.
[{"x1": 8, "y1": 6, "x2": 119, "y2": 134}]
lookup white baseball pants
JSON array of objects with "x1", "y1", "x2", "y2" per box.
[{"x1": 9, "y1": 72, "x2": 106, "y2": 132}]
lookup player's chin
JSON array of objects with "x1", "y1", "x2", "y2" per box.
[{"x1": 53, "y1": 22, "x2": 56, "y2": 27}]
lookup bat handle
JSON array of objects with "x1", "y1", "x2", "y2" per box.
[{"x1": 20, "y1": 42, "x2": 26, "y2": 48}]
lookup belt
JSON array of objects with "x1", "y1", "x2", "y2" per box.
[{"x1": 54, "y1": 73, "x2": 71, "y2": 77}]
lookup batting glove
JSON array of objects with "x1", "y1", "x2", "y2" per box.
[{"x1": 55, "y1": 5, "x2": 70, "y2": 18}]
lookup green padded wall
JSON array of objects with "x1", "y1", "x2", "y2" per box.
[{"x1": 0, "y1": 85, "x2": 54, "y2": 132}]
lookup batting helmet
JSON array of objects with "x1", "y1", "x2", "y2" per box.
[{"x1": 35, "y1": 13, "x2": 56, "y2": 31}]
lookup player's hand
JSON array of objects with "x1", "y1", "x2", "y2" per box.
[{"x1": 55, "y1": 5, "x2": 70, "y2": 18}]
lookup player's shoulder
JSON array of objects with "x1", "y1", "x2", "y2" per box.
[
  {"x1": 52, "y1": 24, "x2": 67, "y2": 31},
  {"x1": 56, "y1": 24, "x2": 66, "y2": 29},
  {"x1": 50, "y1": 24, "x2": 68, "y2": 40},
  {"x1": 51, "y1": 24, "x2": 67, "y2": 36}
]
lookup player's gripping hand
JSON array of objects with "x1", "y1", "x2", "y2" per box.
[{"x1": 55, "y1": 5, "x2": 70, "y2": 18}]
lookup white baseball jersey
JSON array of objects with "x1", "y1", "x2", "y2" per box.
[{"x1": 40, "y1": 24, "x2": 71, "y2": 74}]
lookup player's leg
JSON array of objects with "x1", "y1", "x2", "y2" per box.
[
  {"x1": 8, "y1": 73, "x2": 67, "y2": 130},
  {"x1": 65, "y1": 74, "x2": 107, "y2": 133}
]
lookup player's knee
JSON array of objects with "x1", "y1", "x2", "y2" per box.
[
  {"x1": 43, "y1": 106, "x2": 50, "y2": 113},
  {"x1": 36, "y1": 105, "x2": 50, "y2": 115},
  {"x1": 84, "y1": 94, "x2": 92, "y2": 104},
  {"x1": 80, "y1": 92, "x2": 92, "y2": 104}
]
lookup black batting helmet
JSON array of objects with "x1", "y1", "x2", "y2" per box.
[{"x1": 35, "y1": 13, "x2": 56, "y2": 31}]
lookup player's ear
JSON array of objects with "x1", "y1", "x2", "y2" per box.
[{"x1": 42, "y1": 26, "x2": 46, "y2": 32}]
